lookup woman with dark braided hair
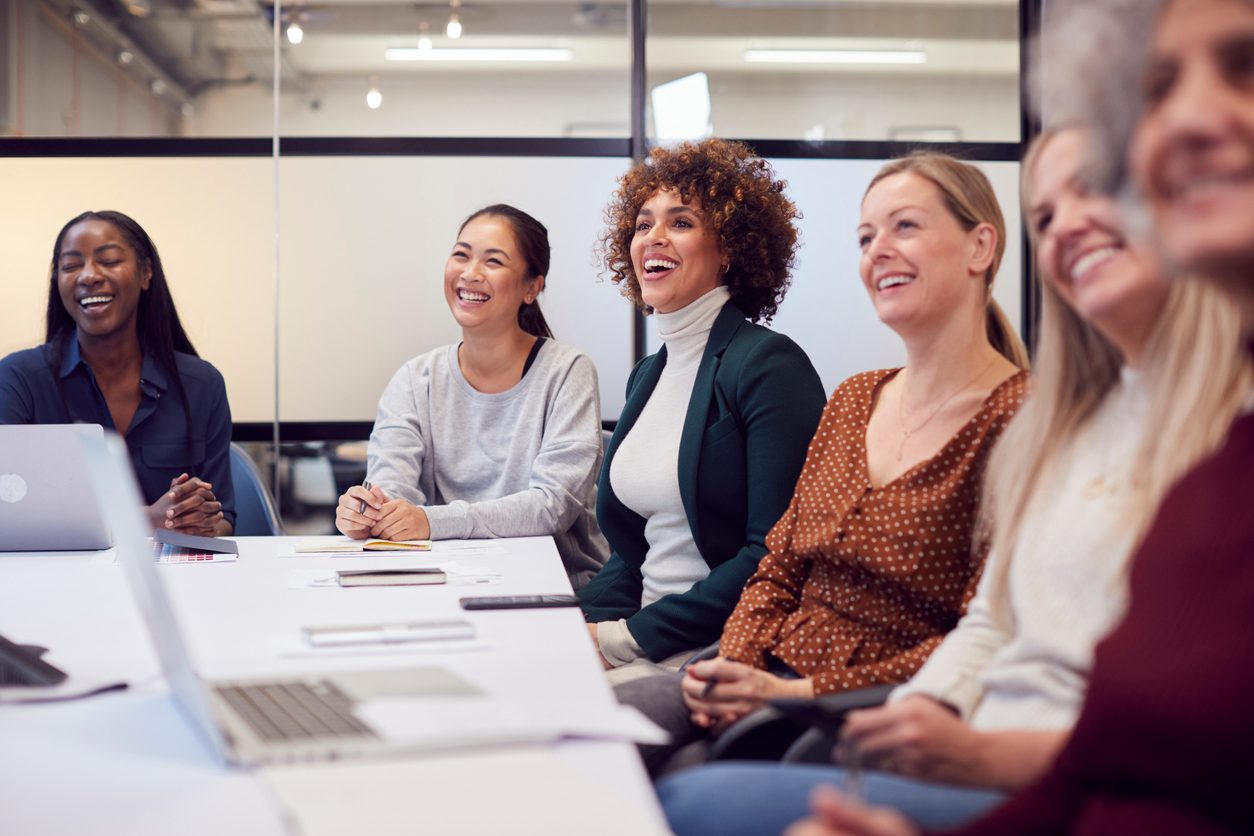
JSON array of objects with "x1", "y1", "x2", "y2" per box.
[{"x1": 0, "y1": 210, "x2": 235, "y2": 536}]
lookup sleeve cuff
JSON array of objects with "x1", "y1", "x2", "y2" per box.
[
  {"x1": 420, "y1": 502, "x2": 466, "y2": 541},
  {"x1": 889, "y1": 673, "x2": 984, "y2": 719},
  {"x1": 597, "y1": 619, "x2": 645, "y2": 667}
]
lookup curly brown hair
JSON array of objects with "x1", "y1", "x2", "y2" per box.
[{"x1": 599, "y1": 138, "x2": 800, "y2": 323}]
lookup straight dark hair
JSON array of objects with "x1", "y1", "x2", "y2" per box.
[
  {"x1": 458, "y1": 204, "x2": 554, "y2": 339},
  {"x1": 46, "y1": 210, "x2": 198, "y2": 444}
]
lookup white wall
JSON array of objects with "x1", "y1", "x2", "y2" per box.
[
  {"x1": 645, "y1": 158, "x2": 1023, "y2": 396},
  {"x1": 2, "y1": 154, "x2": 1024, "y2": 429},
  {"x1": 0, "y1": 155, "x2": 636, "y2": 424},
  {"x1": 0, "y1": 157, "x2": 276, "y2": 419},
  {"x1": 275, "y1": 155, "x2": 635, "y2": 421}
]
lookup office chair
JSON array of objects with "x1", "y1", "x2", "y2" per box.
[
  {"x1": 681, "y1": 640, "x2": 894, "y2": 764},
  {"x1": 228, "y1": 443, "x2": 283, "y2": 536},
  {"x1": 705, "y1": 684, "x2": 895, "y2": 763}
]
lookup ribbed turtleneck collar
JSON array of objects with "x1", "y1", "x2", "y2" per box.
[
  {"x1": 653, "y1": 286, "x2": 731, "y2": 373},
  {"x1": 655, "y1": 285, "x2": 730, "y2": 342}
]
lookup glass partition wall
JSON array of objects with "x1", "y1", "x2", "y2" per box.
[{"x1": 1, "y1": 0, "x2": 1034, "y2": 532}]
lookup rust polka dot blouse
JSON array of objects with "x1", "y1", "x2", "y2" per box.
[{"x1": 719, "y1": 367, "x2": 1030, "y2": 695}]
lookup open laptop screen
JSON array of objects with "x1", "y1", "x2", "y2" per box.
[
  {"x1": 77, "y1": 430, "x2": 232, "y2": 764},
  {"x1": 0, "y1": 424, "x2": 110, "y2": 551}
]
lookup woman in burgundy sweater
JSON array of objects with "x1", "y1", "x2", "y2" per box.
[{"x1": 786, "y1": 0, "x2": 1254, "y2": 834}]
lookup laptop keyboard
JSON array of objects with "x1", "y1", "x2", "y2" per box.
[{"x1": 216, "y1": 680, "x2": 375, "y2": 742}]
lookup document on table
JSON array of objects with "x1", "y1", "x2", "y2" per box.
[
  {"x1": 262, "y1": 747, "x2": 671, "y2": 836},
  {"x1": 280, "y1": 538, "x2": 507, "y2": 558},
  {"x1": 286, "y1": 562, "x2": 501, "y2": 589}
]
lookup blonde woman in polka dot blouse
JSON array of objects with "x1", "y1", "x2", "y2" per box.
[{"x1": 617, "y1": 153, "x2": 1029, "y2": 775}]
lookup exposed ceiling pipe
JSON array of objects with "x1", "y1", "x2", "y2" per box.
[{"x1": 45, "y1": 0, "x2": 195, "y2": 107}]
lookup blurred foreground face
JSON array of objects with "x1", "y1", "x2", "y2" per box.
[
  {"x1": 1131, "y1": 0, "x2": 1254, "y2": 286},
  {"x1": 1029, "y1": 129, "x2": 1166, "y2": 338}
]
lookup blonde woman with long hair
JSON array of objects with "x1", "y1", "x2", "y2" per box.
[{"x1": 657, "y1": 127, "x2": 1251, "y2": 835}]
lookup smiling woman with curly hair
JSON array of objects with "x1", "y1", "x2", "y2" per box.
[
  {"x1": 579, "y1": 138, "x2": 826, "y2": 686},
  {"x1": 600, "y1": 138, "x2": 800, "y2": 323}
]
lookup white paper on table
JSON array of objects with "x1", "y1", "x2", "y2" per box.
[
  {"x1": 279, "y1": 538, "x2": 507, "y2": 558},
  {"x1": 286, "y1": 561, "x2": 502, "y2": 589},
  {"x1": 428, "y1": 543, "x2": 507, "y2": 556},
  {"x1": 521, "y1": 703, "x2": 671, "y2": 745},
  {"x1": 353, "y1": 697, "x2": 560, "y2": 750},
  {"x1": 268, "y1": 634, "x2": 491, "y2": 659},
  {"x1": 261, "y1": 747, "x2": 670, "y2": 836}
]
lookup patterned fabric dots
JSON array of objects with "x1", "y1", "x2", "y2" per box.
[{"x1": 718, "y1": 368, "x2": 1029, "y2": 695}]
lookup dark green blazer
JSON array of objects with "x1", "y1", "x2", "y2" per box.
[{"x1": 579, "y1": 301, "x2": 826, "y2": 661}]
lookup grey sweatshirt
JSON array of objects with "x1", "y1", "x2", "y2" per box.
[{"x1": 366, "y1": 339, "x2": 609, "y2": 587}]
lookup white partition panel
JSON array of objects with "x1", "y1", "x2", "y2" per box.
[
  {"x1": 645, "y1": 159, "x2": 1024, "y2": 396},
  {"x1": 277, "y1": 156, "x2": 635, "y2": 423},
  {"x1": 1, "y1": 155, "x2": 1022, "y2": 429},
  {"x1": 0, "y1": 157, "x2": 276, "y2": 422},
  {"x1": 0, "y1": 155, "x2": 635, "y2": 426}
]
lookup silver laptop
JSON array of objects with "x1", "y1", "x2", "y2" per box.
[
  {"x1": 0, "y1": 424, "x2": 111, "y2": 551},
  {"x1": 78, "y1": 431, "x2": 553, "y2": 766}
]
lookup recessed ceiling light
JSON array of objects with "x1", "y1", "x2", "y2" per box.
[
  {"x1": 385, "y1": 47, "x2": 572, "y2": 62},
  {"x1": 743, "y1": 49, "x2": 926, "y2": 65}
]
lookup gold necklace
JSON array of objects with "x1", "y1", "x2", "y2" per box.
[{"x1": 896, "y1": 359, "x2": 998, "y2": 462}]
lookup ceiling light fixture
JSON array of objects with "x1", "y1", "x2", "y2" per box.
[
  {"x1": 117, "y1": 49, "x2": 134, "y2": 66},
  {"x1": 418, "y1": 21, "x2": 432, "y2": 52},
  {"x1": 366, "y1": 75, "x2": 382, "y2": 109},
  {"x1": 150, "y1": 78, "x2": 166, "y2": 95},
  {"x1": 743, "y1": 49, "x2": 927, "y2": 65},
  {"x1": 445, "y1": 0, "x2": 462, "y2": 39},
  {"x1": 385, "y1": 47, "x2": 573, "y2": 62},
  {"x1": 286, "y1": 21, "x2": 304, "y2": 45},
  {"x1": 72, "y1": 9, "x2": 90, "y2": 26}
]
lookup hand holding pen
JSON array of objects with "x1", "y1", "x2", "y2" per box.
[{"x1": 334, "y1": 480, "x2": 385, "y2": 539}]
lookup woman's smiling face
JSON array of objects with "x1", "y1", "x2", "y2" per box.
[
  {"x1": 629, "y1": 189, "x2": 725, "y2": 314},
  {"x1": 1131, "y1": 0, "x2": 1254, "y2": 286}
]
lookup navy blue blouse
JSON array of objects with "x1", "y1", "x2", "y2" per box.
[{"x1": 0, "y1": 337, "x2": 236, "y2": 528}]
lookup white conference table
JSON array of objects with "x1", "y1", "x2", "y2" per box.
[{"x1": 0, "y1": 536, "x2": 670, "y2": 835}]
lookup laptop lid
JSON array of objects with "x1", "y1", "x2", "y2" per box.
[
  {"x1": 0, "y1": 424, "x2": 111, "y2": 552},
  {"x1": 77, "y1": 430, "x2": 233, "y2": 764}
]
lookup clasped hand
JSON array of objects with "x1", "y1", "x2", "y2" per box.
[
  {"x1": 148, "y1": 473, "x2": 226, "y2": 536},
  {"x1": 335, "y1": 484, "x2": 430, "y2": 541},
  {"x1": 681, "y1": 657, "x2": 815, "y2": 729}
]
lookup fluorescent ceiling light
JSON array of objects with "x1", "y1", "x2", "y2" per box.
[
  {"x1": 385, "y1": 47, "x2": 572, "y2": 63},
  {"x1": 744, "y1": 49, "x2": 926, "y2": 65}
]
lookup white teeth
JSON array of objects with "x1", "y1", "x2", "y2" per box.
[
  {"x1": 1173, "y1": 169, "x2": 1253, "y2": 201},
  {"x1": 79, "y1": 295, "x2": 113, "y2": 307},
  {"x1": 644, "y1": 258, "x2": 678, "y2": 272},
  {"x1": 1070, "y1": 247, "x2": 1120, "y2": 282},
  {"x1": 876, "y1": 275, "x2": 914, "y2": 291},
  {"x1": 458, "y1": 289, "x2": 489, "y2": 302}
]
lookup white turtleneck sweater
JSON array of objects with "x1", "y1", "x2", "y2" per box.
[
  {"x1": 892, "y1": 367, "x2": 1149, "y2": 731},
  {"x1": 597, "y1": 285, "x2": 731, "y2": 665}
]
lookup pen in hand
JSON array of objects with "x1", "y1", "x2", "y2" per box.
[{"x1": 359, "y1": 481, "x2": 372, "y2": 516}]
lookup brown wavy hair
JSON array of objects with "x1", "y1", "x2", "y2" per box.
[{"x1": 599, "y1": 138, "x2": 800, "y2": 323}]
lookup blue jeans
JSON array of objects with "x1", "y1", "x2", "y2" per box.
[{"x1": 658, "y1": 762, "x2": 1006, "y2": 836}]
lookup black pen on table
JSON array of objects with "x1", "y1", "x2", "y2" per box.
[{"x1": 359, "y1": 480, "x2": 372, "y2": 515}]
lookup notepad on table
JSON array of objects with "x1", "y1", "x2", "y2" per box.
[{"x1": 294, "y1": 538, "x2": 432, "y2": 554}]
